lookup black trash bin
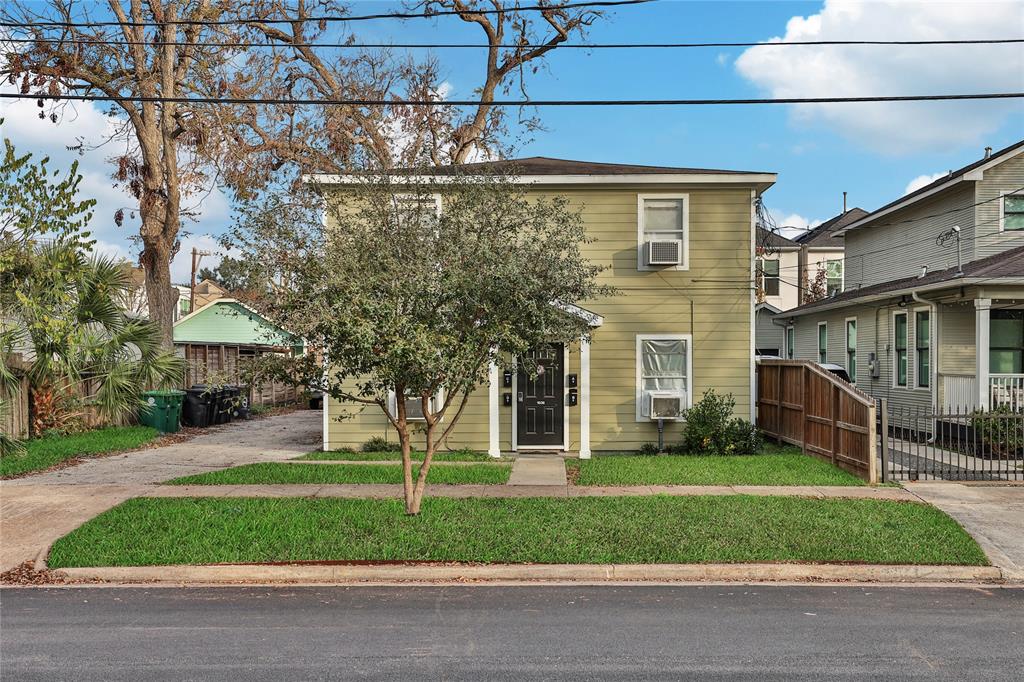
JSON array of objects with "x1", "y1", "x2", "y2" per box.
[
  {"x1": 230, "y1": 385, "x2": 250, "y2": 420},
  {"x1": 182, "y1": 386, "x2": 214, "y2": 428},
  {"x1": 214, "y1": 386, "x2": 238, "y2": 425}
]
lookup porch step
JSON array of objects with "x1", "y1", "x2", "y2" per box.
[{"x1": 508, "y1": 455, "x2": 567, "y2": 486}]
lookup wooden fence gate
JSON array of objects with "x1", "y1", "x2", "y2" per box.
[{"x1": 757, "y1": 360, "x2": 877, "y2": 483}]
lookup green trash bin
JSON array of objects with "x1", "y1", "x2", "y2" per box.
[{"x1": 140, "y1": 390, "x2": 186, "y2": 433}]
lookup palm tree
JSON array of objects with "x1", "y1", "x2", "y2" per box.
[{"x1": 1, "y1": 239, "x2": 184, "y2": 438}]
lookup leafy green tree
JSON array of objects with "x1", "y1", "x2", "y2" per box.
[
  {"x1": 230, "y1": 170, "x2": 614, "y2": 514},
  {"x1": 1, "y1": 136, "x2": 183, "y2": 442},
  {"x1": 197, "y1": 256, "x2": 265, "y2": 298}
]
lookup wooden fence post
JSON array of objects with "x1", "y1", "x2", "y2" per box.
[
  {"x1": 830, "y1": 383, "x2": 839, "y2": 465},
  {"x1": 801, "y1": 365, "x2": 810, "y2": 454},
  {"x1": 867, "y1": 401, "x2": 878, "y2": 484}
]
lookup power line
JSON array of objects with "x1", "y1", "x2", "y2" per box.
[
  {"x1": 0, "y1": 0, "x2": 651, "y2": 29},
  {"x1": 5, "y1": 36, "x2": 1022, "y2": 50},
  {"x1": 3, "y1": 91, "x2": 1022, "y2": 107}
]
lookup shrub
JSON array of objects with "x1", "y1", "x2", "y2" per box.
[
  {"x1": 362, "y1": 436, "x2": 401, "y2": 453},
  {"x1": 639, "y1": 442, "x2": 660, "y2": 455},
  {"x1": 680, "y1": 390, "x2": 763, "y2": 455},
  {"x1": 970, "y1": 407, "x2": 1024, "y2": 458},
  {"x1": 724, "y1": 418, "x2": 763, "y2": 455}
]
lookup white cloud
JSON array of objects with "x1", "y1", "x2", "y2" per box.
[
  {"x1": 772, "y1": 212, "x2": 824, "y2": 238},
  {"x1": 734, "y1": 1, "x2": 1024, "y2": 154},
  {"x1": 904, "y1": 171, "x2": 947, "y2": 195}
]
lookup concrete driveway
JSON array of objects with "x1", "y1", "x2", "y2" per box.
[
  {"x1": 907, "y1": 483, "x2": 1024, "y2": 581},
  {"x1": 0, "y1": 410, "x2": 321, "y2": 572}
]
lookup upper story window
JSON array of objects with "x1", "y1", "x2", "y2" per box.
[
  {"x1": 1003, "y1": 194, "x2": 1024, "y2": 232},
  {"x1": 637, "y1": 194, "x2": 689, "y2": 270},
  {"x1": 825, "y1": 259, "x2": 843, "y2": 296},
  {"x1": 756, "y1": 258, "x2": 780, "y2": 297},
  {"x1": 393, "y1": 194, "x2": 441, "y2": 225}
]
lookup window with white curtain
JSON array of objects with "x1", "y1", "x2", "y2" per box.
[{"x1": 636, "y1": 335, "x2": 691, "y2": 420}]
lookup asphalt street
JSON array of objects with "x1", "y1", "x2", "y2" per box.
[{"x1": 1, "y1": 584, "x2": 1022, "y2": 680}]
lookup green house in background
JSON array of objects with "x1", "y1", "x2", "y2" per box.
[{"x1": 173, "y1": 298, "x2": 305, "y2": 407}]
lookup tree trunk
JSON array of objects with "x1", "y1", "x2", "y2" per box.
[
  {"x1": 141, "y1": 229, "x2": 176, "y2": 349},
  {"x1": 408, "y1": 421, "x2": 437, "y2": 515}
]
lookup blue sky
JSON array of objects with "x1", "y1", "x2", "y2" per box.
[{"x1": 2, "y1": 0, "x2": 1022, "y2": 280}]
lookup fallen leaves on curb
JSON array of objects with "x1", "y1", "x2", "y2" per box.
[{"x1": 0, "y1": 561, "x2": 69, "y2": 586}]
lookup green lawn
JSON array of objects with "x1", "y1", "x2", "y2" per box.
[
  {"x1": 1, "y1": 426, "x2": 160, "y2": 478},
  {"x1": 299, "y1": 449, "x2": 503, "y2": 462},
  {"x1": 167, "y1": 462, "x2": 512, "y2": 485},
  {"x1": 566, "y1": 452, "x2": 864, "y2": 486},
  {"x1": 46, "y1": 496, "x2": 987, "y2": 568}
]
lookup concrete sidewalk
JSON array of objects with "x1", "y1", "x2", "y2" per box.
[
  {"x1": 0, "y1": 410, "x2": 322, "y2": 572},
  {"x1": 907, "y1": 483, "x2": 1024, "y2": 581},
  {"x1": 507, "y1": 454, "x2": 567, "y2": 486}
]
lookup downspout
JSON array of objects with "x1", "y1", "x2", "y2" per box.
[{"x1": 911, "y1": 290, "x2": 939, "y2": 441}]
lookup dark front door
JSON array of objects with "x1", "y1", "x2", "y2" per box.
[{"x1": 517, "y1": 343, "x2": 564, "y2": 447}]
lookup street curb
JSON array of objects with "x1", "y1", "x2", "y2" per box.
[{"x1": 50, "y1": 562, "x2": 1005, "y2": 585}]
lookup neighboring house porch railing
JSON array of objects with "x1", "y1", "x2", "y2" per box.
[{"x1": 939, "y1": 373, "x2": 1024, "y2": 412}]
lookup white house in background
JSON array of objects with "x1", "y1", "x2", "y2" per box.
[
  {"x1": 753, "y1": 210, "x2": 857, "y2": 357},
  {"x1": 777, "y1": 139, "x2": 1024, "y2": 414}
]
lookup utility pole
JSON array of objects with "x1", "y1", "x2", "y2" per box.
[{"x1": 189, "y1": 247, "x2": 212, "y2": 314}]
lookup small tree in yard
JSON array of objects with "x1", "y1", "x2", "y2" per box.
[{"x1": 230, "y1": 171, "x2": 613, "y2": 514}]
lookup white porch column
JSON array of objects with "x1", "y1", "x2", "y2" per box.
[
  {"x1": 976, "y1": 298, "x2": 991, "y2": 411},
  {"x1": 487, "y1": 359, "x2": 500, "y2": 458},
  {"x1": 579, "y1": 336, "x2": 592, "y2": 459}
]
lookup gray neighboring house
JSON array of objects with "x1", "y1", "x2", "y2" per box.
[{"x1": 777, "y1": 139, "x2": 1024, "y2": 414}]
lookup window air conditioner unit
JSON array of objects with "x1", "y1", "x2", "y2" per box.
[
  {"x1": 649, "y1": 392, "x2": 684, "y2": 420},
  {"x1": 646, "y1": 239, "x2": 683, "y2": 266}
]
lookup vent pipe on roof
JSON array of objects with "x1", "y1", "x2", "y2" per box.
[
  {"x1": 984, "y1": 146, "x2": 992, "y2": 159},
  {"x1": 919, "y1": 265, "x2": 928, "y2": 279},
  {"x1": 842, "y1": 191, "x2": 847, "y2": 213}
]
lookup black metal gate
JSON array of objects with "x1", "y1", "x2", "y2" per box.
[{"x1": 878, "y1": 399, "x2": 1024, "y2": 481}]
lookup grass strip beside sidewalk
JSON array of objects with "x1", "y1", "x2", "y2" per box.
[
  {"x1": 1, "y1": 426, "x2": 160, "y2": 478},
  {"x1": 567, "y1": 453, "x2": 864, "y2": 486},
  {"x1": 47, "y1": 496, "x2": 987, "y2": 568},
  {"x1": 168, "y1": 462, "x2": 512, "y2": 485}
]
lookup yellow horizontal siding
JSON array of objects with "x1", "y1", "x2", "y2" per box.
[{"x1": 327, "y1": 183, "x2": 754, "y2": 452}]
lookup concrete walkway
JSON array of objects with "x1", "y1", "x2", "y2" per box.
[
  {"x1": 507, "y1": 454, "x2": 567, "y2": 486},
  {"x1": 907, "y1": 483, "x2": 1024, "y2": 581},
  {"x1": 147, "y1": 483, "x2": 917, "y2": 501},
  {"x1": 0, "y1": 410, "x2": 322, "y2": 572}
]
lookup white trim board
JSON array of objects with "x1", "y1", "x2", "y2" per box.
[{"x1": 305, "y1": 173, "x2": 777, "y2": 187}]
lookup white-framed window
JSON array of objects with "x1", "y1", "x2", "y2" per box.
[
  {"x1": 845, "y1": 317, "x2": 857, "y2": 383},
  {"x1": 893, "y1": 311, "x2": 908, "y2": 388},
  {"x1": 1001, "y1": 191, "x2": 1024, "y2": 232},
  {"x1": 915, "y1": 309, "x2": 930, "y2": 389},
  {"x1": 637, "y1": 194, "x2": 689, "y2": 271},
  {"x1": 393, "y1": 193, "x2": 442, "y2": 226},
  {"x1": 388, "y1": 388, "x2": 445, "y2": 422},
  {"x1": 635, "y1": 334, "x2": 692, "y2": 421},
  {"x1": 825, "y1": 259, "x2": 843, "y2": 296},
  {"x1": 786, "y1": 325, "x2": 795, "y2": 359},
  {"x1": 817, "y1": 322, "x2": 827, "y2": 363},
  {"x1": 756, "y1": 258, "x2": 781, "y2": 297}
]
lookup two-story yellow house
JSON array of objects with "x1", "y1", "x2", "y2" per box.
[{"x1": 313, "y1": 157, "x2": 776, "y2": 457}]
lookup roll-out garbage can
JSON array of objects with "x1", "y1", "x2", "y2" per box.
[
  {"x1": 139, "y1": 390, "x2": 186, "y2": 433},
  {"x1": 230, "y1": 385, "x2": 250, "y2": 420},
  {"x1": 214, "y1": 386, "x2": 238, "y2": 425},
  {"x1": 182, "y1": 386, "x2": 215, "y2": 428}
]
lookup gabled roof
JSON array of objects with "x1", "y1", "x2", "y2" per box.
[
  {"x1": 306, "y1": 156, "x2": 776, "y2": 189},
  {"x1": 757, "y1": 226, "x2": 799, "y2": 250},
  {"x1": 837, "y1": 139, "x2": 1024, "y2": 236},
  {"x1": 173, "y1": 298, "x2": 301, "y2": 347},
  {"x1": 795, "y1": 208, "x2": 867, "y2": 248},
  {"x1": 781, "y1": 244, "x2": 1024, "y2": 317},
  {"x1": 419, "y1": 156, "x2": 771, "y2": 176}
]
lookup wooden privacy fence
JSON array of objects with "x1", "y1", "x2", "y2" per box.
[
  {"x1": 179, "y1": 343, "x2": 300, "y2": 408},
  {"x1": 757, "y1": 360, "x2": 877, "y2": 483},
  {"x1": 1, "y1": 354, "x2": 30, "y2": 439}
]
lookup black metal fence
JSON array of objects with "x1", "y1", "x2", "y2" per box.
[{"x1": 878, "y1": 399, "x2": 1024, "y2": 481}]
